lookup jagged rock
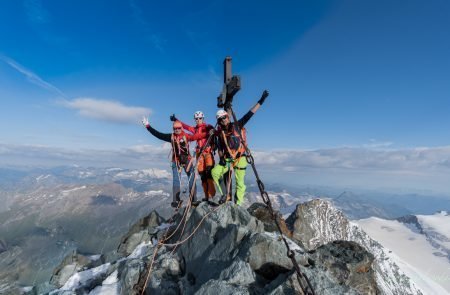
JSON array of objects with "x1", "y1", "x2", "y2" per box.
[
  {"x1": 101, "y1": 250, "x2": 123, "y2": 265},
  {"x1": 172, "y1": 202, "x2": 378, "y2": 294},
  {"x1": 118, "y1": 258, "x2": 146, "y2": 294},
  {"x1": 41, "y1": 199, "x2": 421, "y2": 295},
  {"x1": 286, "y1": 199, "x2": 351, "y2": 250},
  {"x1": 50, "y1": 250, "x2": 101, "y2": 288},
  {"x1": 286, "y1": 199, "x2": 424, "y2": 295},
  {"x1": 263, "y1": 271, "x2": 306, "y2": 295},
  {"x1": 239, "y1": 233, "x2": 293, "y2": 280},
  {"x1": 140, "y1": 249, "x2": 182, "y2": 295},
  {"x1": 118, "y1": 210, "x2": 165, "y2": 256},
  {"x1": 195, "y1": 280, "x2": 250, "y2": 295},
  {"x1": 175, "y1": 202, "x2": 264, "y2": 290},
  {"x1": 309, "y1": 241, "x2": 378, "y2": 295},
  {"x1": 218, "y1": 259, "x2": 255, "y2": 286},
  {"x1": 25, "y1": 282, "x2": 58, "y2": 295},
  {"x1": 247, "y1": 202, "x2": 292, "y2": 237}
]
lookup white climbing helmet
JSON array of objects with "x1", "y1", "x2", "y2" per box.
[
  {"x1": 216, "y1": 109, "x2": 228, "y2": 119},
  {"x1": 194, "y1": 111, "x2": 204, "y2": 119}
]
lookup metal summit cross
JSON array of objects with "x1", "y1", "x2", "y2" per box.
[{"x1": 217, "y1": 56, "x2": 241, "y2": 112}]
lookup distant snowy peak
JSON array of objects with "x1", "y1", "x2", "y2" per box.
[
  {"x1": 114, "y1": 168, "x2": 171, "y2": 180},
  {"x1": 35, "y1": 174, "x2": 51, "y2": 182}
]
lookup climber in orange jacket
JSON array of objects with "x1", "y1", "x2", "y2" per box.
[
  {"x1": 170, "y1": 111, "x2": 216, "y2": 201},
  {"x1": 142, "y1": 117, "x2": 207, "y2": 208}
]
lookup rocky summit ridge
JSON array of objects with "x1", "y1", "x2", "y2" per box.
[{"x1": 25, "y1": 199, "x2": 422, "y2": 295}]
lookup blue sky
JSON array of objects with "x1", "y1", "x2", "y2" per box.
[{"x1": 1, "y1": 0, "x2": 449, "y2": 193}]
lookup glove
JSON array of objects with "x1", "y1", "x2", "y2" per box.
[
  {"x1": 258, "y1": 90, "x2": 269, "y2": 105},
  {"x1": 170, "y1": 114, "x2": 177, "y2": 122},
  {"x1": 219, "y1": 158, "x2": 226, "y2": 166},
  {"x1": 141, "y1": 116, "x2": 150, "y2": 127},
  {"x1": 209, "y1": 129, "x2": 215, "y2": 136}
]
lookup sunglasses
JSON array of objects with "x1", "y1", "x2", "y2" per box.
[
  {"x1": 218, "y1": 116, "x2": 228, "y2": 121},
  {"x1": 173, "y1": 127, "x2": 182, "y2": 131},
  {"x1": 195, "y1": 117, "x2": 203, "y2": 121}
]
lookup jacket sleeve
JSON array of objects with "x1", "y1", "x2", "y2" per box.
[
  {"x1": 238, "y1": 110, "x2": 255, "y2": 127},
  {"x1": 180, "y1": 121, "x2": 196, "y2": 134},
  {"x1": 145, "y1": 125, "x2": 172, "y2": 142},
  {"x1": 187, "y1": 131, "x2": 208, "y2": 141}
]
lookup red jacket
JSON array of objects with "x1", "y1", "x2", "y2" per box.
[{"x1": 180, "y1": 121, "x2": 214, "y2": 152}]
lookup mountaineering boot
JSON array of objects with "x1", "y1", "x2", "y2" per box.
[
  {"x1": 207, "y1": 200, "x2": 219, "y2": 207},
  {"x1": 171, "y1": 199, "x2": 183, "y2": 208},
  {"x1": 201, "y1": 197, "x2": 209, "y2": 202},
  {"x1": 191, "y1": 200, "x2": 201, "y2": 207},
  {"x1": 219, "y1": 194, "x2": 231, "y2": 204}
]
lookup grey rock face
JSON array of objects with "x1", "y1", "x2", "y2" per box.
[
  {"x1": 0, "y1": 239, "x2": 7, "y2": 253},
  {"x1": 139, "y1": 249, "x2": 182, "y2": 295},
  {"x1": 37, "y1": 200, "x2": 389, "y2": 295},
  {"x1": 396, "y1": 215, "x2": 424, "y2": 233},
  {"x1": 287, "y1": 198, "x2": 424, "y2": 295},
  {"x1": 50, "y1": 250, "x2": 101, "y2": 288},
  {"x1": 286, "y1": 199, "x2": 351, "y2": 250},
  {"x1": 117, "y1": 210, "x2": 165, "y2": 256},
  {"x1": 247, "y1": 202, "x2": 292, "y2": 237},
  {"x1": 309, "y1": 241, "x2": 378, "y2": 295},
  {"x1": 118, "y1": 258, "x2": 146, "y2": 294}
]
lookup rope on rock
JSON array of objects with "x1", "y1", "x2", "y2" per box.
[
  {"x1": 227, "y1": 105, "x2": 316, "y2": 295},
  {"x1": 140, "y1": 127, "x2": 218, "y2": 294}
]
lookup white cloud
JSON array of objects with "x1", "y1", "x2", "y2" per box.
[
  {"x1": 252, "y1": 146, "x2": 450, "y2": 172},
  {"x1": 1, "y1": 143, "x2": 449, "y2": 193},
  {"x1": 0, "y1": 55, "x2": 66, "y2": 97},
  {"x1": 62, "y1": 98, "x2": 152, "y2": 124},
  {"x1": 2, "y1": 143, "x2": 449, "y2": 173},
  {"x1": 0, "y1": 143, "x2": 169, "y2": 168}
]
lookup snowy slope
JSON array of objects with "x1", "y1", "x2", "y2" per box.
[
  {"x1": 417, "y1": 211, "x2": 450, "y2": 262},
  {"x1": 357, "y1": 215, "x2": 450, "y2": 294}
]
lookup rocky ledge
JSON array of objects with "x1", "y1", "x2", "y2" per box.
[{"x1": 28, "y1": 201, "x2": 381, "y2": 294}]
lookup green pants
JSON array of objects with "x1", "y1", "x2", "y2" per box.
[{"x1": 211, "y1": 157, "x2": 247, "y2": 205}]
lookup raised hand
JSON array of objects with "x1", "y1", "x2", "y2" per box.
[
  {"x1": 258, "y1": 90, "x2": 269, "y2": 105},
  {"x1": 141, "y1": 116, "x2": 150, "y2": 127}
]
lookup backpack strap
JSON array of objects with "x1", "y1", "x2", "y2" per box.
[
  {"x1": 221, "y1": 130, "x2": 239, "y2": 160},
  {"x1": 171, "y1": 134, "x2": 181, "y2": 170}
]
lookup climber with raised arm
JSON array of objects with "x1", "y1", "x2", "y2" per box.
[
  {"x1": 170, "y1": 111, "x2": 216, "y2": 202},
  {"x1": 211, "y1": 90, "x2": 268, "y2": 205},
  {"x1": 142, "y1": 117, "x2": 207, "y2": 208}
]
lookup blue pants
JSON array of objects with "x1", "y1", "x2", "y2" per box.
[{"x1": 172, "y1": 162, "x2": 197, "y2": 202}]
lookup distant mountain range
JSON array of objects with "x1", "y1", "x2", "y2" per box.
[
  {"x1": 1, "y1": 165, "x2": 449, "y2": 293},
  {"x1": 0, "y1": 166, "x2": 174, "y2": 293}
]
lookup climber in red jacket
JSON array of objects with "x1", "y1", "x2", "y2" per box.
[{"x1": 170, "y1": 111, "x2": 216, "y2": 201}]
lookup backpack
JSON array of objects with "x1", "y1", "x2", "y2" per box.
[{"x1": 220, "y1": 123, "x2": 247, "y2": 159}]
